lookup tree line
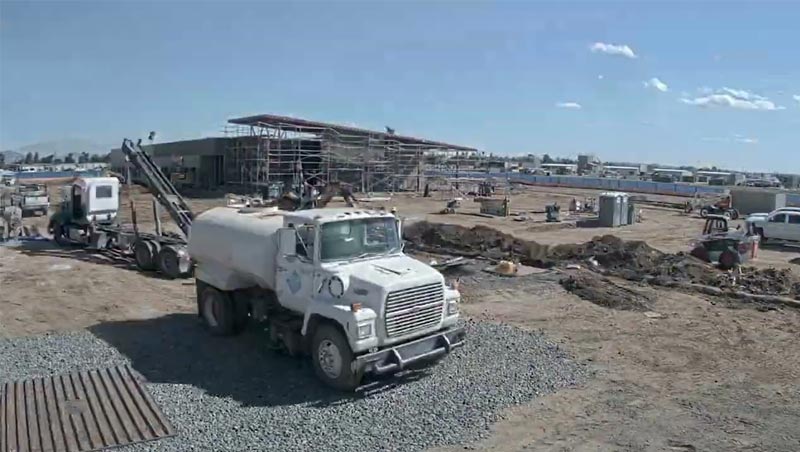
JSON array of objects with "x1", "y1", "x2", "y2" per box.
[{"x1": 21, "y1": 151, "x2": 110, "y2": 165}]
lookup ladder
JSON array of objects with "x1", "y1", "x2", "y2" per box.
[{"x1": 121, "y1": 139, "x2": 194, "y2": 238}]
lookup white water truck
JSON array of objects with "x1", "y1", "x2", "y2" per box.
[{"x1": 188, "y1": 206, "x2": 465, "y2": 390}]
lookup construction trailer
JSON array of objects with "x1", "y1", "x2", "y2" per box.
[
  {"x1": 223, "y1": 114, "x2": 479, "y2": 196},
  {"x1": 729, "y1": 187, "x2": 788, "y2": 215}
]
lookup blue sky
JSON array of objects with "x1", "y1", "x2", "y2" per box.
[{"x1": 1, "y1": 1, "x2": 799, "y2": 172}]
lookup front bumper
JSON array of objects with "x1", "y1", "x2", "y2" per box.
[{"x1": 354, "y1": 326, "x2": 466, "y2": 375}]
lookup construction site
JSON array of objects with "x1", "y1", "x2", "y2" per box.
[{"x1": 2, "y1": 117, "x2": 800, "y2": 452}]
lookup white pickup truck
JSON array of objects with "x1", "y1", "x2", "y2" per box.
[
  {"x1": 746, "y1": 207, "x2": 800, "y2": 242},
  {"x1": 188, "y1": 206, "x2": 465, "y2": 390},
  {"x1": 11, "y1": 183, "x2": 50, "y2": 216}
]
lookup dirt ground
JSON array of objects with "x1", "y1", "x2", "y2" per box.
[{"x1": 2, "y1": 183, "x2": 800, "y2": 451}]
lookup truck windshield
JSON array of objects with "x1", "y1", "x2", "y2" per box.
[{"x1": 320, "y1": 217, "x2": 401, "y2": 261}]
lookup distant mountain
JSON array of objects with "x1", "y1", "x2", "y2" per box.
[
  {"x1": 1, "y1": 138, "x2": 114, "y2": 164},
  {"x1": 1, "y1": 150, "x2": 23, "y2": 164}
]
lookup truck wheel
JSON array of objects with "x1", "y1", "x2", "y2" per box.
[
  {"x1": 156, "y1": 245, "x2": 192, "y2": 279},
  {"x1": 718, "y1": 249, "x2": 739, "y2": 270},
  {"x1": 700, "y1": 208, "x2": 709, "y2": 218},
  {"x1": 310, "y1": 324, "x2": 362, "y2": 391},
  {"x1": 199, "y1": 286, "x2": 239, "y2": 336},
  {"x1": 52, "y1": 223, "x2": 70, "y2": 246},
  {"x1": 730, "y1": 209, "x2": 740, "y2": 220},
  {"x1": 133, "y1": 239, "x2": 156, "y2": 271},
  {"x1": 690, "y1": 246, "x2": 710, "y2": 262}
]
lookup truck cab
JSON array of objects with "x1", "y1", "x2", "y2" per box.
[
  {"x1": 49, "y1": 177, "x2": 120, "y2": 244},
  {"x1": 188, "y1": 207, "x2": 464, "y2": 390}
]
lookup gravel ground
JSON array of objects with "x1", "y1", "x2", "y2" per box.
[{"x1": 0, "y1": 319, "x2": 587, "y2": 452}]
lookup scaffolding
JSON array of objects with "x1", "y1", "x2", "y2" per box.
[{"x1": 223, "y1": 114, "x2": 479, "y2": 196}]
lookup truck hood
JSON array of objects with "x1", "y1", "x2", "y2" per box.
[{"x1": 335, "y1": 254, "x2": 444, "y2": 295}]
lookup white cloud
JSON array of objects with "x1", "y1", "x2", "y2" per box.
[
  {"x1": 719, "y1": 87, "x2": 764, "y2": 101},
  {"x1": 555, "y1": 102, "x2": 582, "y2": 109},
  {"x1": 793, "y1": 94, "x2": 800, "y2": 104},
  {"x1": 597, "y1": 74, "x2": 604, "y2": 80},
  {"x1": 643, "y1": 77, "x2": 668, "y2": 92},
  {"x1": 589, "y1": 42, "x2": 637, "y2": 59},
  {"x1": 702, "y1": 135, "x2": 758, "y2": 144},
  {"x1": 681, "y1": 87, "x2": 784, "y2": 111}
]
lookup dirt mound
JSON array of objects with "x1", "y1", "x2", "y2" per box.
[
  {"x1": 560, "y1": 273, "x2": 652, "y2": 311},
  {"x1": 549, "y1": 235, "x2": 665, "y2": 277},
  {"x1": 403, "y1": 221, "x2": 550, "y2": 263},
  {"x1": 404, "y1": 221, "x2": 800, "y2": 303}
]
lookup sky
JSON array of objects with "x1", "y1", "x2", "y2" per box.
[{"x1": 1, "y1": 1, "x2": 799, "y2": 172}]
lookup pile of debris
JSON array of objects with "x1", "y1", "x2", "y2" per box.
[{"x1": 403, "y1": 221, "x2": 800, "y2": 302}]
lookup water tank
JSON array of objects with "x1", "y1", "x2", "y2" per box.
[{"x1": 188, "y1": 207, "x2": 285, "y2": 290}]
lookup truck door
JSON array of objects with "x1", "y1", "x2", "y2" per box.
[
  {"x1": 787, "y1": 213, "x2": 800, "y2": 241},
  {"x1": 764, "y1": 213, "x2": 787, "y2": 239},
  {"x1": 275, "y1": 225, "x2": 316, "y2": 312},
  {"x1": 72, "y1": 184, "x2": 84, "y2": 219}
]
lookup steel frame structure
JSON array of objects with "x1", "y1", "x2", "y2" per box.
[{"x1": 224, "y1": 115, "x2": 479, "y2": 195}]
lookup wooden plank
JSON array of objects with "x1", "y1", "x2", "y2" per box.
[
  {"x1": 104, "y1": 367, "x2": 149, "y2": 441},
  {"x1": 87, "y1": 369, "x2": 127, "y2": 445},
  {"x1": 114, "y1": 367, "x2": 157, "y2": 439},
  {"x1": 15, "y1": 381, "x2": 27, "y2": 452},
  {"x1": 77, "y1": 372, "x2": 113, "y2": 449},
  {"x1": 1, "y1": 383, "x2": 10, "y2": 452},
  {"x1": 122, "y1": 366, "x2": 173, "y2": 438},
  {"x1": 53, "y1": 374, "x2": 80, "y2": 452},
  {"x1": 67, "y1": 372, "x2": 102, "y2": 451},
  {"x1": 96, "y1": 368, "x2": 136, "y2": 443},
  {"x1": 33, "y1": 377, "x2": 55, "y2": 452},
  {"x1": 1, "y1": 365, "x2": 174, "y2": 452}
]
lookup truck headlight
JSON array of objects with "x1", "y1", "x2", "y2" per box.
[
  {"x1": 328, "y1": 276, "x2": 345, "y2": 298},
  {"x1": 447, "y1": 299, "x2": 459, "y2": 316},
  {"x1": 357, "y1": 322, "x2": 373, "y2": 339}
]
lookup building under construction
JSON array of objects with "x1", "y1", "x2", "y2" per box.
[
  {"x1": 112, "y1": 114, "x2": 479, "y2": 195},
  {"x1": 223, "y1": 114, "x2": 478, "y2": 195}
]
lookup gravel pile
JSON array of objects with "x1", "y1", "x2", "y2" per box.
[{"x1": 1, "y1": 319, "x2": 587, "y2": 452}]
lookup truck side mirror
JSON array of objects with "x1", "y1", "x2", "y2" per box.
[{"x1": 278, "y1": 227, "x2": 296, "y2": 256}]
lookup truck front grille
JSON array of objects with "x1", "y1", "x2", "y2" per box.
[{"x1": 384, "y1": 282, "x2": 444, "y2": 338}]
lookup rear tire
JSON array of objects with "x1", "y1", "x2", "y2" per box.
[
  {"x1": 156, "y1": 245, "x2": 192, "y2": 279},
  {"x1": 133, "y1": 239, "x2": 156, "y2": 271},
  {"x1": 199, "y1": 285, "x2": 240, "y2": 336},
  {"x1": 310, "y1": 323, "x2": 362, "y2": 391},
  {"x1": 700, "y1": 208, "x2": 709, "y2": 218}
]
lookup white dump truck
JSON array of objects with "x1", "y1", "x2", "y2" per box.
[{"x1": 188, "y1": 206, "x2": 465, "y2": 390}]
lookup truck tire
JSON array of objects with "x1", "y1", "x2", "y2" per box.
[
  {"x1": 133, "y1": 239, "x2": 157, "y2": 271},
  {"x1": 718, "y1": 249, "x2": 739, "y2": 270},
  {"x1": 310, "y1": 323, "x2": 362, "y2": 391},
  {"x1": 700, "y1": 208, "x2": 709, "y2": 218},
  {"x1": 690, "y1": 245, "x2": 710, "y2": 262},
  {"x1": 156, "y1": 245, "x2": 192, "y2": 279},
  {"x1": 52, "y1": 222, "x2": 70, "y2": 246},
  {"x1": 199, "y1": 285, "x2": 240, "y2": 336}
]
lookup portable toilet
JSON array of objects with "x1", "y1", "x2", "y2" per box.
[{"x1": 598, "y1": 192, "x2": 629, "y2": 227}]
